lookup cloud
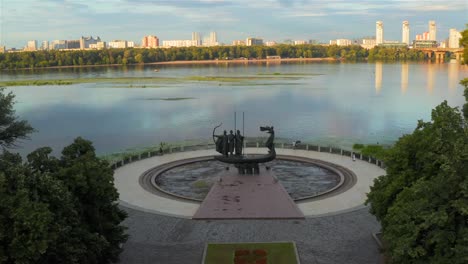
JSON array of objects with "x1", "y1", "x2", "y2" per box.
[
  {"x1": 285, "y1": 12, "x2": 327, "y2": 17},
  {"x1": 125, "y1": 0, "x2": 234, "y2": 8}
]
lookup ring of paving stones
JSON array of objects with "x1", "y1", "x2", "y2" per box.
[{"x1": 139, "y1": 155, "x2": 356, "y2": 202}]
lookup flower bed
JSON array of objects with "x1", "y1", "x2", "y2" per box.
[{"x1": 203, "y1": 242, "x2": 299, "y2": 264}]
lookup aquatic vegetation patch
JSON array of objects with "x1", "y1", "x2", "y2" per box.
[
  {"x1": 185, "y1": 75, "x2": 303, "y2": 82},
  {"x1": 139, "y1": 97, "x2": 196, "y2": 101},
  {"x1": 257, "y1": 72, "x2": 324, "y2": 76}
]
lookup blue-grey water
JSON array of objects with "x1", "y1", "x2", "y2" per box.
[
  {"x1": 157, "y1": 159, "x2": 340, "y2": 200},
  {"x1": 1, "y1": 61, "x2": 467, "y2": 156}
]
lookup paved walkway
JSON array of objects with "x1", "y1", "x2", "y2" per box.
[
  {"x1": 193, "y1": 170, "x2": 304, "y2": 219},
  {"x1": 114, "y1": 148, "x2": 385, "y2": 218},
  {"x1": 119, "y1": 206, "x2": 383, "y2": 264}
]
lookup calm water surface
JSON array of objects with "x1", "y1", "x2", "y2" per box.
[{"x1": 1, "y1": 62, "x2": 466, "y2": 156}]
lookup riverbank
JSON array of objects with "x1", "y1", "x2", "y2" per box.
[
  {"x1": 2, "y1": 57, "x2": 338, "y2": 71},
  {"x1": 147, "y1": 57, "x2": 338, "y2": 66}
]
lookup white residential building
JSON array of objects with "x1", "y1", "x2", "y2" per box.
[
  {"x1": 108, "y1": 40, "x2": 128, "y2": 48},
  {"x1": 361, "y1": 38, "x2": 376, "y2": 49},
  {"x1": 89, "y1": 42, "x2": 106, "y2": 50},
  {"x1": 51, "y1": 40, "x2": 67, "y2": 50},
  {"x1": 336, "y1": 39, "x2": 352, "y2": 46},
  {"x1": 192, "y1": 32, "x2": 202, "y2": 46},
  {"x1": 246, "y1": 38, "x2": 263, "y2": 46},
  {"x1": 376, "y1": 21, "x2": 384, "y2": 45},
  {"x1": 162, "y1": 40, "x2": 198, "y2": 48},
  {"x1": 26, "y1": 40, "x2": 37, "y2": 51},
  {"x1": 203, "y1": 32, "x2": 219, "y2": 46},
  {"x1": 429, "y1": 20, "x2": 436, "y2": 41},
  {"x1": 41, "y1": 40, "x2": 49, "y2": 50},
  {"x1": 402, "y1": 21, "x2": 410, "y2": 45},
  {"x1": 448, "y1": 28, "x2": 462, "y2": 48},
  {"x1": 294, "y1": 40, "x2": 307, "y2": 45}
]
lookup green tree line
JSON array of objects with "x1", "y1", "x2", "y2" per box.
[{"x1": 0, "y1": 44, "x2": 427, "y2": 69}]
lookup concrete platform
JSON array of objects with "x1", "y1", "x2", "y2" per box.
[
  {"x1": 114, "y1": 148, "x2": 385, "y2": 218},
  {"x1": 193, "y1": 169, "x2": 304, "y2": 219}
]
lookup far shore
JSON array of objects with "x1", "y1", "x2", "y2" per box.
[
  {"x1": 3, "y1": 57, "x2": 339, "y2": 71},
  {"x1": 147, "y1": 57, "x2": 338, "y2": 66}
]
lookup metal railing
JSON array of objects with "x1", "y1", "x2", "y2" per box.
[{"x1": 110, "y1": 141, "x2": 385, "y2": 170}]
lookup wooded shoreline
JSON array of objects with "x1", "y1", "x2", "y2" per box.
[{"x1": 2, "y1": 57, "x2": 338, "y2": 71}]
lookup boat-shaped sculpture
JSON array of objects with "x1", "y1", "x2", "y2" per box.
[
  {"x1": 214, "y1": 149, "x2": 275, "y2": 164},
  {"x1": 212, "y1": 125, "x2": 275, "y2": 174}
]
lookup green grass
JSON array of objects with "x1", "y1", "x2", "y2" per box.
[
  {"x1": 0, "y1": 77, "x2": 181, "y2": 87},
  {"x1": 185, "y1": 76, "x2": 302, "y2": 82},
  {"x1": 0, "y1": 75, "x2": 305, "y2": 87},
  {"x1": 0, "y1": 80, "x2": 74, "y2": 86},
  {"x1": 203, "y1": 242, "x2": 299, "y2": 264}
]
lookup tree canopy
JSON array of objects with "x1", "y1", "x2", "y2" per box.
[
  {"x1": 0, "y1": 88, "x2": 34, "y2": 148},
  {"x1": 0, "y1": 139, "x2": 128, "y2": 264},
  {"x1": 366, "y1": 84, "x2": 468, "y2": 262},
  {"x1": 0, "y1": 45, "x2": 427, "y2": 69},
  {"x1": 0, "y1": 88, "x2": 127, "y2": 264}
]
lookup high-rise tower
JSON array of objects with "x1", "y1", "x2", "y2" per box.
[
  {"x1": 192, "y1": 32, "x2": 202, "y2": 46},
  {"x1": 376, "y1": 21, "x2": 384, "y2": 45},
  {"x1": 448, "y1": 29, "x2": 462, "y2": 48},
  {"x1": 429, "y1": 20, "x2": 436, "y2": 41},
  {"x1": 402, "y1": 21, "x2": 410, "y2": 45},
  {"x1": 210, "y1": 32, "x2": 217, "y2": 44}
]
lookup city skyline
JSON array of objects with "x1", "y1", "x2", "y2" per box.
[{"x1": 0, "y1": 0, "x2": 466, "y2": 48}]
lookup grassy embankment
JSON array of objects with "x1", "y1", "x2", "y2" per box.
[
  {"x1": 0, "y1": 73, "x2": 321, "y2": 87},
  {"x1": 100, "y1": 137, "x2": 295, "y2": 163}
]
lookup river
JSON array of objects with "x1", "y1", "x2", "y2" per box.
[{"x1": 1, "y1": 61, "x2": 467, "y2": 156}]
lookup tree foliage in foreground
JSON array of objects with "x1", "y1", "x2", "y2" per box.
[
  {"x1": 0, "y1": 139, "x2": 128, "y2": 264},
  {"x1": 366, "y1": 84, "x2": 468, "y2": 262},
  {"x1": 0, "y1": 88, "x2": 34, "y2": 148},
  {"x1": 0, "y1": 89, "x2": 127, "y2": 263}
]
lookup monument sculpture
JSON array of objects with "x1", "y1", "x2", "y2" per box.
[{"x1": 212, "y1": 123, "x2": 275, "y2": 174}]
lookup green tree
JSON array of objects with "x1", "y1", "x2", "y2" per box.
[
  {"x1": 460, "y1": 25, "x2": 468, "y2": 119},
  {"x1": 0, "y1": 140, "x2": 128, "y2": 264},
  {"x1": 0, "y1": 89, "x2": 127, "y2": 263},
  {"x1": 366, "y1": 98, "x2": 468, "y2": 263},
  {"x1": 0, "y1": 88, "x2": 34, "y2": 148},
  {"x1": 460, "y1": 24, "x2": 468, "y2": 63},
  {"x1": 57, "y1": 137, "x2": 128, "y2": 263}
]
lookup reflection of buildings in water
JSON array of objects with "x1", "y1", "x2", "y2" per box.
[
  {"x1": 448, "y1": 62, "x2": 459, "y2": 91},
  {"x1": 375, "y1": 62, "x2": 382, "y2": 94},
  {"x1": 426, "y1": 63, "x2": 434, "y2": 94},
  {"x1": 266, "y1": 60, "x2": 281, "y2": 67},
  {"x1": 401, "y1": 63, "x2": 408, "y2": 94}
]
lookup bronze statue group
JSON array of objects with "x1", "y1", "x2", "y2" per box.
[
  {"x1": 214, "y1": 130, "x2": 244, "y2": 157},
  {"x1": 214, "y1": 126, "x2": 275, "y2": 157}
]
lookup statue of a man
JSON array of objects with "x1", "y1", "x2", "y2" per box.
[
  {"x1": 228, "y1": 130, "x2": 235, "y2": 156},
  {"x1": 235, "y1": 130, "x2": 244, "y2": 156},
  {"x1": 214, "y1": 130, "x2": 229, "y2": 156}
]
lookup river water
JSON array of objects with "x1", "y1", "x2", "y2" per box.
[{"x1": 1, "y1": 61, "x2": 467, "y2": 156}]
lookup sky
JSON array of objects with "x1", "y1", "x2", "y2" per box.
[{"x1": 0, "y1": 0, "x2": 466, "y2": 48}]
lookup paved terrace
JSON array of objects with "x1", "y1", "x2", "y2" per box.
[
  {"x1": 115, "y1": 147, "x2": 386, "y2": 263},
  {"x1": 114, "y1": 148, "x2": 385, "y2": 218}
]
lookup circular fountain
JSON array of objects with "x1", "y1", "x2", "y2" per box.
[{"x1": 139, "y1": 155, "x2": 356, "y2": 203}]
